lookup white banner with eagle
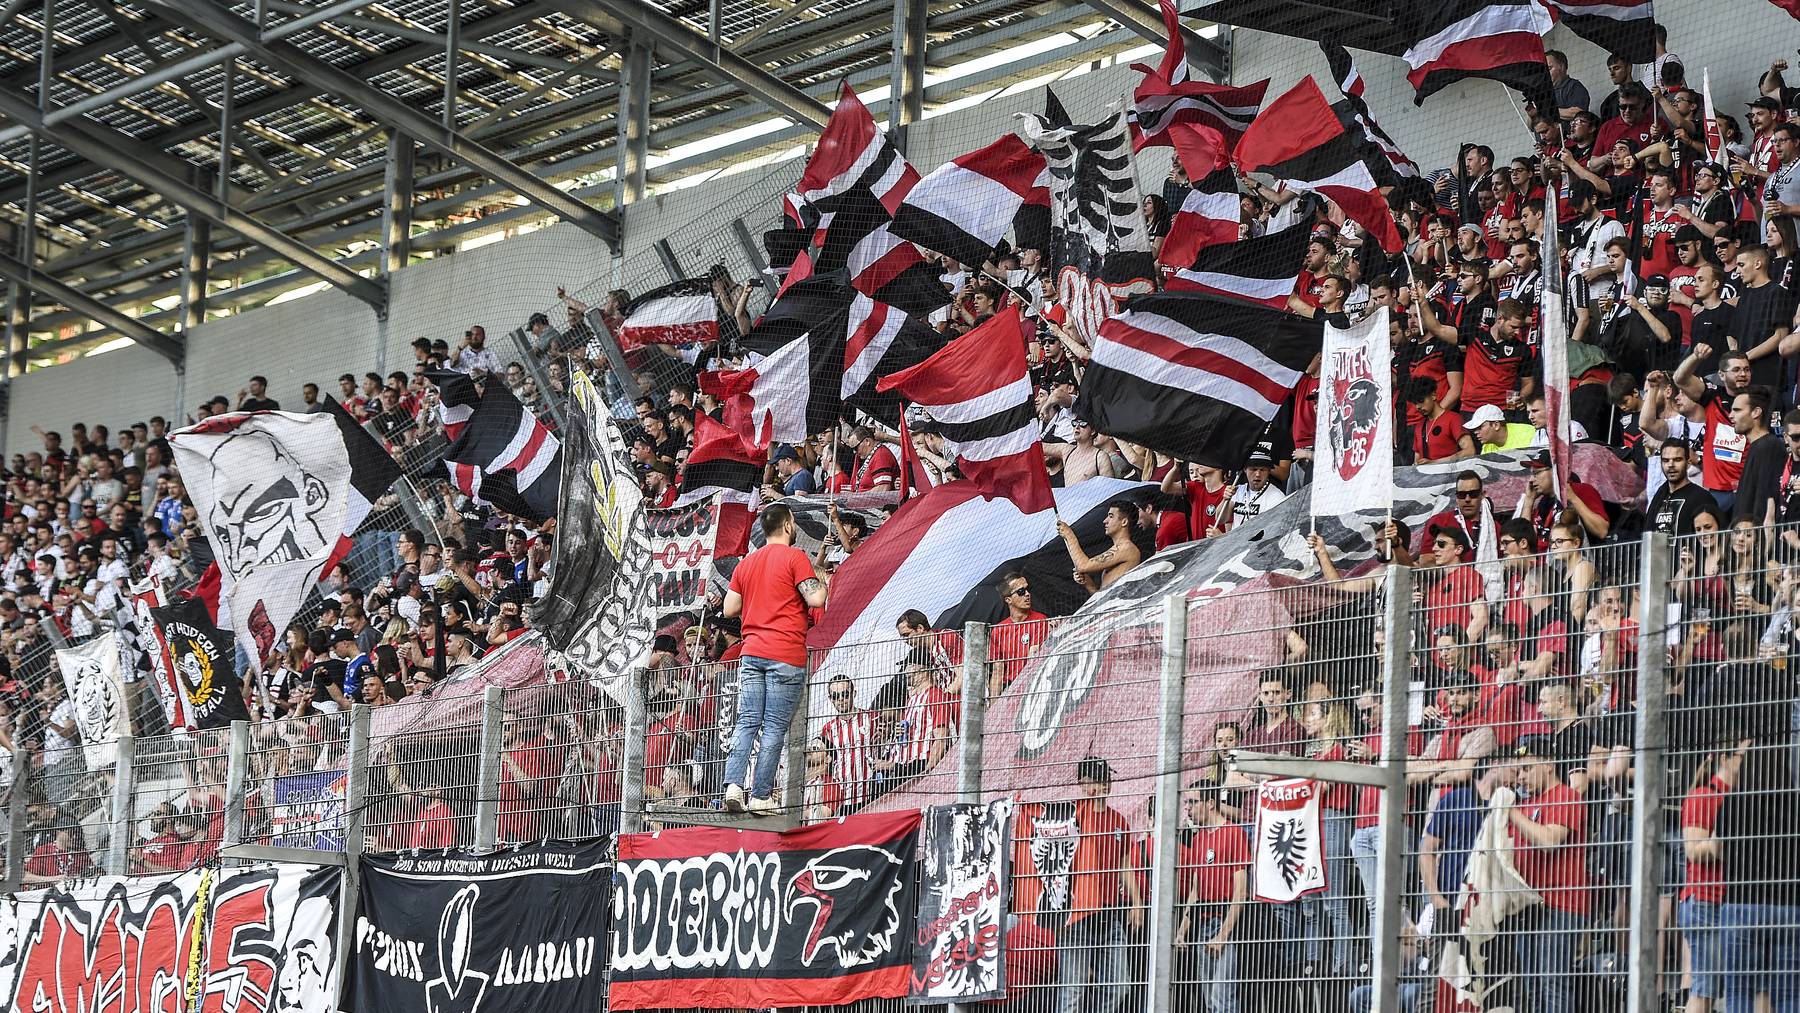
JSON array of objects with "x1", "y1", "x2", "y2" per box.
[
  {"x1": 1312, "y1": 308, "x2": 1392, "y2": 527},
  {"x1": 55, "y1": 631, "x2": 129, "y2": 772},
  {"x1": 1252, "y1": 778, "x2": 1327, "y2": 903}
]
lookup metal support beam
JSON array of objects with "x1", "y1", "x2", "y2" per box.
[
  {"x1": 0, "y1": 249, "x2": 183, "y2": 363},
  {"x1": 562, "y1": 0, "x2": 830, "y2": 130},
  {"x1": 382, "y1": 132, "x2": 414, "y2": 275},
  {"x1": 221, "y1": 721, "x2": 249, "y2": 865},
  {"x1": 442, "y1": 0, "x2": 461, "y2": 128},
  {"x1": 1075, "y1": 0, "x2": 1228, "y2": 77},
  {"x1": 153, "y1": 0, "x2": 621, "y2": 250},
  {"x1": 886, "y1": 0, "x2": 926, "y2": 141},
  {"x1": 653, "y1": 239, "x2": 686, "y2": 283},
  {"x1": 1372, "y1": 564, "x2": 1414, "y2": 1013},
  {"x1": 0, "y1": 92, "x2": 387, "y2": 313},
  {"x1": 3, "y1": 747, "x2": 26, "y2": 892},
  {"x1": 107, "y1": 735, "x2": 135, "y2": 876},
  {"x1": 1628, "y1": 534, "x2": 1673, "y2": 1013},
  {"x1": 473, "y1": 685, "x2": 505, "y2": 851},
  {"x1": 179, "y1": 173, "x2": 211, "y2": 333},
  {"x1": 730, "y1": 218, "x2": 768, "y2": 279},
  {"x1": 618, "y1": 37, "x2": 651, "y2": 206}
]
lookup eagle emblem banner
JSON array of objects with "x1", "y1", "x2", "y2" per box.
[
  {"x1": 1252, "y1": 778, "x2": 1327, "y2": 903},
  {"x1": 1313, "y1": 308, "x2": 1392, "y2": 526}
]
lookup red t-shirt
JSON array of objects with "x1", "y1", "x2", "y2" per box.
[
  {"x1": 1594, "y1": 115, "x2": 1662, "y2": 157},
  {"x1": 1699, "y1": 389, "x2": 1747, "y2": 493},
  {"x1": 851, "y1": 446, "x2": 899, "y2": 491},
  {"x1": 1415, "y1": 410, "x2": 1467, "y2": 462},
  {"x1": 409, "y1": 799, "x2": 459, "y2": 850},
  {"x1": 728, "y1": 543, "x2": 816, "y2": 665},
  {"x1": 1186, "y1": 823, "x2": 1250, "y2": 905},
  {"x1": 1423, "y1": 565, "x2": 1484, "y2": 633},
  {"x1": 1639, "y1": 204, "x2": 1685, "y2": 279},
  {"x1": 26, "y1": 843, "x2": 93, "y2": 879},
  {"x1": 1460, "y1": 328, "x2": 1530, "y2": 412},
  {"x1": 1511, "y1": 781, "x2": 1589, "y2": 914},
  {"x1": 1680, "y1": 776, "x2": 1729, "y2": 904},
  {"x1": 991, "y1": 613, "x2": 1050, "y2": 690},
  {"x1": 1183, "y1": 480, "x2": 1232, "y2": 539},
  {"x1": 1291, "y1": 374, "x2": 1320, "y2": 452}
]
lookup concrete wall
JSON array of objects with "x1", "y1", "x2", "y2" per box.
[{"x1": 10, "y1": 2, "x2": 1784, "y2": 454}]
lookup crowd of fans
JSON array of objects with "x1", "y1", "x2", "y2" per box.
[{"x1": 12, "y1": 24, "x2": 1800, "y2": 1013}]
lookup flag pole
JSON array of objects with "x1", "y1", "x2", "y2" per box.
[{"x1": 1501, "y1": 83, "x2": 1537, "y2": 146}]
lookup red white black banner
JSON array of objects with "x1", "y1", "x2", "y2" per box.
[
  {"x1": 619, "y1": 279, "x2": 719, "y2": 350},
  {"x1": 910, "y1": 801, "x2": 1012, "y2": 1003},
  {"x1": 891, "y1": 135, "x2": 1046, "y2": 268},
  {"x1": 1541, "y1": 0, "x2": 1655, "y2": 64},
  {"x1": 1401, "y1": 0, "x2": 1555, "y2": 106},
  {"x1": 610, "y1": 810, "x2": 922, "y2": 1010},
  {"x1": 1313, "y1": 308, "x2": 1393, "y2": 522},
  {"x1": 1252, "y1": 778, "x2": 1328, "y2": 903},
  {"x1": 0, "y1": 864, "x2": 341, "y2": 1013}
]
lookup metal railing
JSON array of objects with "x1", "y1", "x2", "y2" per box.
[{"x1": 13, "y1": 521, "x2": 1800, "y2": 1013}]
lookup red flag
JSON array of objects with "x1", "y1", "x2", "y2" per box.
[
  {"x1": 181, "y1": 561, "x2": 224, "y2": 625},
  {"x1": 1776, "y1": 0, "x2": 1800, "y2": 18},
  {"x1": 1128, "y1": 0, "x2": 1267, "y2": 177}
]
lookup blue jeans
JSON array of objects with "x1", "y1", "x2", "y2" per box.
[
  {"x1": 1350, "y1": 823, "x2": 1383, "y2": 916},
  {"x1": 1301, "y1": 808, "x2": 1355, "y2": 973},
  {"x1": 721, "y1": 655, "x2": 807, "y2": 800},
  {"x1": 1185, "y1": 913, "x2": 1237, "y2": 1013},
  {"x1": 1349, "y1": 983, "x2": 1418, "y2": 1013},
  {"x1": 1680, "y1": 898, "x2": 1724, "y2": 1001},
  {"x1": 1057, "y1": 911, "x2": 1127, "y2": 1013},
  {"x1": 1514, "y1": 905, "x2": 1583, "y2": 1013},
  {"x1": 1722, "y1": 901, "x2": 1800, "y2": 1011}
]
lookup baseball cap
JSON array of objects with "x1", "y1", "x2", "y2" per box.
[
  {"x1": 1463, "y1": 404, "x2": 1507, "y2": 430},
  {"x1": 1245, "y1": 449, "x2": 1274, "y2": 467},
  {"x1": 1524, "y1": 450, "x2": 1551, "y2": 469},
  {"x1": 1693, "y1": 161, "x2": 1725, "y2": 179},
  {"x1": 331, "y1": 628, "x2": 358, "y2": 645},
  {"x1": 1645, "y1": 274, "x2": 1670, "y2": 290},
  {"x1": 1456, "y1": 223, "x2": 1484, "y2": 237},
  {"x1": 771, "y1": 445, "x2": 799, "y2": 463},
  {"x1": 1749, "y1": 96, "x2": 1783, "y2": 112}
]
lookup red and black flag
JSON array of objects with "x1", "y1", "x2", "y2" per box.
[
  {"x1": 1159, "y1": 166, "x2": 1242, "y2": 268},
  {"x1": 1321, "y1": 42, "x2": 1420, "y2": 183},
  {"x1": 425, "y1": 368, "x2": 479, "y2": 441},
  {"x1": 840, "y1": 294, "x2": 947, "y2": 426},
  {"x1": 878, "y1": 307, "x2": 1054, "y2": 515},
  {"x1": 1165, "y1": 210, "x2": 1313, "y2": 308},
  {"x1": 443, "y1": 384, "x2": 561, "y2": 522},
  {"x1": 677, "y1": 405, "x2": 764, "y2": 557},
  {"x1": 618, "y1": 279, "x2": 720, "y2": 350},
  {"x1": 1233, "y1": 77, "x2": 1404, "y2": 252},
  {"x1": 1078, "y1": 292, "x2": 1322, "y2": 468},
  {"x1": 1400, "y1": 0, "x2": 1555, "y2": 106},
  {"x1": 1128, "y1": 0, "x2": 1268, "y2": 178},
  {"x1": 1541, "y1": 0, "x2": 1655, "y2": 64},
  {"x1": 706, "y1": 274, "x2": 854, "y2": 444},
  {"x1": 890, "y1": 134, "x2": 1047, "y2": 268}
]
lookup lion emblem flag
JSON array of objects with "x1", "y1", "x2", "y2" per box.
[{"x1": 1313, "y1": 308, "x2": 1392, "y2": 524}]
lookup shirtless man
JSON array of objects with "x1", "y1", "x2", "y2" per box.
[{"x1": 1059, "y1": 500, "x2": 1143, "y2": 592}]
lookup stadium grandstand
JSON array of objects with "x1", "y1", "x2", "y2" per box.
[{"x1": 4, "y1": 2, "x2": 1800, "y2": 1013}]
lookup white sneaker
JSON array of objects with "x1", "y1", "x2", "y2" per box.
[
  {"x1": 723, "y1": 783, "x2": 746, "y2": 813},
  {"x1": 747, "y1": 796, "x2": 779, "y2": 815}
]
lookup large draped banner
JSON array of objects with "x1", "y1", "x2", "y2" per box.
[
  {"x1": 611, "y1": 810, "x2": 923, "y2": 1010},
  {"x1": 347, "y1": 840, "x2": 613, "y2": 1013},
  {"x1": 646, "y1": 499, "x2": 721, "y2": 616},
  {"x1": 0, "y1": 864, "x2": 341, "y2": 1013},
  {"x1": 533, "y1": 369, "x2": 657, "y2": 700},
  {"x1": 910, "y1": 801, "x2": 1012, "y2": 1004},
  {"x1": 54, "y1": 631, "x2": 129, "y2": 771}
]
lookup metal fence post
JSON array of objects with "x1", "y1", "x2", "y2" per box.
[
  {"x1": 1373, "y1": 563, "x2": 1415, "y2": 1013},
  {"x1": 107, "y1": 735, "x2": 135, "y2": 876},
  {"x1": 221, "y1": 720, "x2": 249, "y2": 866},
  {"x1": 4, "y1": 747, "x2": 25, "y2": 890},
  {"x1": 957, "y1": 623, "x2": 990, "y2": 803},
  {"x1": 1628, "y1": 533, "x2": 1673, "y2": 1013},
  {"x1": 620, "y1": 667, "x2": 649, "y2": 835},
  {"x1": 1146, "y1": 594, "x2": 1187, "y2": 1013},
  {"x1": 333, "y1": 705, "x2": 372, "y2": 1001},
  {"x1": 474, "y1": 685, "x2": 506, "y2": 852},
  {"x1": 506, "y1": 326, "x2": 568, "y2": 430}
]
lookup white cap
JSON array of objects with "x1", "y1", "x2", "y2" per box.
[{"x1": 1463, "y1": 404, "x2": 1506, "y2": 430}]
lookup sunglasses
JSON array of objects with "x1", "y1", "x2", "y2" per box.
[
  {"x1": 1454, "y1": 489, "x2": 1482, "y2": 499},
  {"x1": 1006, "y1": 586, "x2": 1032, "y2": 597},
  {"x1": 829, "y1": 690, "x2": 853, "y2": 701}
]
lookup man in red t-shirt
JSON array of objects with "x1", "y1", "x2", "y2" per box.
[
  {"x1": 408, "y1": 782, "x2": 460, "y2": 850},
  {"x1": 1174, "y1": 783, "x2": 1249, "y2": 1012},
  {"x1": 1421, "y1": 525, "x2": 1489, "y2": 640},
  {"x1": 988, "y1": 571, "x2": 1050, "y2": 698},
  {"x1": 1054, "y1": 757, "x2": 1143, "y2": 1013},
  {"x1": 848, "y1": 427, "x2": 899, "y2": 491},
  {"x1": 1506, "y1": 736, "x2": 1589, "y2": 1013},
  {"x1": 721, "y1": 503, "x2": 828, "y2": 813}
]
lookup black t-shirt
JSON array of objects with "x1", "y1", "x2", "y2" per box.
[
  {"x1": 1646, "y1": 480, "x2": 1721, "y2": 535},
  {"x1": 1734, "y1": 432, "x2": 1787, "y2": 524},
  {"x1": 1689, "y1": 303, "x2": 1732, "y2": 377},
  {"x1": 1730, "y1": 281, "x2": 1798, "y2": 393},
  {"x1": 240, "y1": 396, "x2": 280, "y2": 412},
  {"x1": 308, "y1": 658, "x2": 348, "y2": 699}
]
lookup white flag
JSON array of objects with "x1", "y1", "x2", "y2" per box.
[
  {"x1": 1252, "y1": 778, "x2": 1328, "y2": 903},
  {"x1": 56, "y1": 631, "x2": 130, "y2": 772},
  {"x1": 1313, "y1": 308, "x2": 1393, "y2": 524}
]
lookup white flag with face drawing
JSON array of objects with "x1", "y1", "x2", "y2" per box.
[
  {"x1": 55, "y1": 631, "x2": 129, "y2": 771},
  {"x1": 1312, "y1": 308, "x2": 1392, "y2": 528},
  {"x1": 169, "y1": 402, "x2": 399, "y2": 672},
  {"x1": 1251, "y1": 777, "x2": 1328, "y2": 903}
]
